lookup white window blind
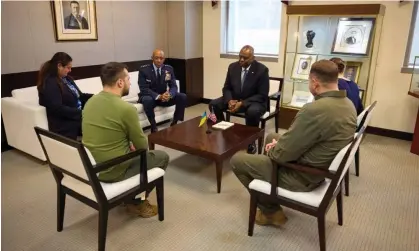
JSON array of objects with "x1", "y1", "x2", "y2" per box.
[{"x1": 224, "y1": 0, "x2": 282, "y2": 56}]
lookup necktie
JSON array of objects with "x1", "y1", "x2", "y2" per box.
[
  {"x1": 241, "y1": 70, "x2": 248, "y2": 91},
  {"x1": 157, "y1": 68, "x2": 161, "y2": 83}
]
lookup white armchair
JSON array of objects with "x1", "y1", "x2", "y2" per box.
[
  {"x1": 247, "y1": 127, "x2": 366, "y2": 251},
  {"x1": 34, "y1": 126, "x2": 165, "y2": 251}
]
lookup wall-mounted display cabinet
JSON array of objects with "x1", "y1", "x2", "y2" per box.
[{"x1": 279, "y1": 4, "x2": 386, "y2": 128}]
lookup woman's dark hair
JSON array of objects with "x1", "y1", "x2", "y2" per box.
[
  {"x1": 329, "y1": 57, "x2": 345, "y2": 74},
  {"x1": 37, "y1": 52, "x2": 72, "y2": 91}
]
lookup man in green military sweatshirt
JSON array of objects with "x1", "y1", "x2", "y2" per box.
[
  {"x1": 82, "y1": 62, "x2": 169, "y2": 218},
  {"x1": 230, "y1": 60, "x2": 357, "y2": 226}
]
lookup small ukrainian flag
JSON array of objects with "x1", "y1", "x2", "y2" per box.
[{"x1": 199, "y1": 111, "x2": 208, "y2": 127}]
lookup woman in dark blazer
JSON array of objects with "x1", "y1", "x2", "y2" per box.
[
  {"x1": 37, "y1": 52, "x2": 92, "y2": 140},
  {"x1": 330, "y1": 57, "x2": 364, "y2": 115}
]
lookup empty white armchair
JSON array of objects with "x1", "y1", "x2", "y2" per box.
[{"x1": 34, "y1": 126, "x2": 165, "y2": 251}]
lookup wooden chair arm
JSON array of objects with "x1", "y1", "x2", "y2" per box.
[
  {"x1": 269, "y1": 91, "x2": 281, "y2": 101},
  {"x1": 93, "y1": 149, "x2": 147, "y2": 174},
  {"x1": 269, "y1": 160, "x2": 332, "y2": 196},
  {"x1": 277, "y1": 161, "x2": 333, "y2": 178}
]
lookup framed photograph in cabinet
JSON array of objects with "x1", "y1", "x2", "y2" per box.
[
  {"x1": 331, "y1": 18, "x2": 375, "y2": 56},
  {"x1": 291, "y1": 54, "x2": 318, "y2": 80}
]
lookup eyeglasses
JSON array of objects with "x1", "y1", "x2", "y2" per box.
[{"x1": 153, "y1": 56, "x2": 165, "y2": 60}]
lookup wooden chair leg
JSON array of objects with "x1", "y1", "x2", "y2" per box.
[
  {"x1": 156, "y1": 178, "x2": 164, "y2": 221},
  {"x1": 355, "y1": 148, "x2": 360, "y2": 177},
  {"x1": 317, "y1": 215, "x2": 326, "y2": 251},
  {"x1": 248, "y1": 192, "x2": 257, "y2": 236},
  {"x1": 98, "y1": 209, "x2": 109, "y2": 251},
  {"x1": 258, "y1": 121, "x2": 266, "y2": 154},
  {"x1": 275, "y1": 114, "x2": 279, "y2": 133},
  {"x1": 344, "y1": 172, "x2": 349, "y2": 197},
  {"x1": 226, "y1": 113, "x2": 231, "y2": 122},
  {"x1": 57, "y1": 185, "x2": 66, "y2": 232},
  {"x1": 337, "y1": 186, "x2": 343, "y2": 226}
]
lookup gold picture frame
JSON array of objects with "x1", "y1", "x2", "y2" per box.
[
  {"x1": 344, "y1": 61, "x2": 362, "y2": 83},
  {"x1": 51, "y1": 0, "x2": 98, "y2": 42},
  {"x1": 291, "y1": 54, "x2": 318, "y2": 80}
]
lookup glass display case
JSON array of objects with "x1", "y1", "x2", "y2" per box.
[
  {"x1": 280, "y1": 5, "x2": 385, "y2": 111},
  {"x1": 409, "y1": 56, "x2": 419, "y2": 97}
]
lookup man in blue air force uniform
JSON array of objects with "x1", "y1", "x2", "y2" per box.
[{"x1": 138, "y1": 49, "x2": 187, "y2": 132}]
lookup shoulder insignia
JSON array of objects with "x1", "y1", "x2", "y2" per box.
[
  {"x1": 164, "y1": 64, "x2": 173, "y2": 69},
  {"x1": 140, "y1": 64, "x2": 150, "y2": 68}
]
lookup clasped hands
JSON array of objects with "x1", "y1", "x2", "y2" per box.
[
  {"x1": 158, "y1": 91, "x2": 172, "y2": 102},
  {"x1": 265, "y1": 139, "x2": 277, "y2": 153},
  {"x1": 228, "y1": 100, "x2": 243, "y2": 113}
]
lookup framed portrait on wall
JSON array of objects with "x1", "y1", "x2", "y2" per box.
[
  {"x1": 331, "y1": 18, "x2": 375, "y2": 56},
  {"x1": 344, "y1": 61, "x2": 362, "y2": 83},
  {"x1": 291, "y1": 54, "x2": 318, "y2": 80},
  {"x1": 51, "y1": 0, "x2": 98, "y2": 41}
]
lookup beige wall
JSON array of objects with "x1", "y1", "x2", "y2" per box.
[
  {"x1": 202, "y1": 1, "x2": 418, "y2": 133},
  {"x1": 166, "y1": 1, "x2": 203, "y2": 59},
  {"x1": 167, "y1": 1, "x2": 186, "y2": 59},
  {"x1": 1, "y1": 1, "x2": 167, "y2": 74},
  {"x1": 185, "y1": 1, "x2": 203, "y2": 59}
]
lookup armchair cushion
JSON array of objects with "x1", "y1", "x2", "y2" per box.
[
  {"x1": 61, "y1": 168, "x2": 165, "y2": 201},
  {"x1": 249, "y1": 178, "x2": 331, "y2": 208}
]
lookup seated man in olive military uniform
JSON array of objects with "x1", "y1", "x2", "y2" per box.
[{"x1": 231, "y1": 60, "x2": 357, "y2": 227}]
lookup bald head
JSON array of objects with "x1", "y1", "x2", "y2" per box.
[
  {"x1": 152, "y1": 49, "x2": 165, "y2": 68},
  {"x1": 239, "y1": 45, "x2": 255, "y2": 68}
]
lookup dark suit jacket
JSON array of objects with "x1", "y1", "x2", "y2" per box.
[
  {"x1": 138, "y1": 64, "x2": 178, "y2": 100},
  {"x1": 222, "y1": 60, "x2": 269, "y2": 109},
  {"x1": 337, "y1": 78, "x2": 364, "y2": 115},
  {"x1": 38, "y1": 76, "x2": 92, "y2": 140},
  {"x1": 64, "y1": 15, "x2": 89, "y2": 29}
]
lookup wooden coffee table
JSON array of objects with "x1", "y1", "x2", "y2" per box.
[{"x1": 148, "y1": 116, "x2": 265, "y2": 193}]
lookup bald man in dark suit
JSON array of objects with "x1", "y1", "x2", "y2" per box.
[{"x1": 209, "y1": 45, "x2": 269, "y2": 154}]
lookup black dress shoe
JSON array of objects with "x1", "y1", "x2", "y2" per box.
[
  {"x1": 170, "y1": 120, "x2": 178, "y2": 126},
  {"x1": 151, "y1": 127, "x2": 158, "y2": 133},
  {"x1": 247, "y1": 143, "x2": 257, "y2": 154}
]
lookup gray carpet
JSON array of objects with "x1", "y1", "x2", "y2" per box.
[{"x1": 2, "y1": 104, "x2": 419, "y2": 251}]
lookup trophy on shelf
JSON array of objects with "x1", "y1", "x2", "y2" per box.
[{"x1": 305, "y1": 30, "x2": 316, "y2": 48}]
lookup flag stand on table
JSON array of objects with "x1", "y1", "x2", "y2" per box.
[{"x1": 199, "y1": 110, "x2": 217, "y2": 134}]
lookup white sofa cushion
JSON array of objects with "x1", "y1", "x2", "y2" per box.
[
  {"x1": 122, "y1": 71, "x2": 140, "y2": 103},
  {"x1": 11, "y1": 86, "x2": 39, "y2": 105},
  {"x1": 74, "y1": 76, "x2": 103, "y2": 94},
  {"x1": 249, "y1": 178, "x2": 331, "y2": 208}
]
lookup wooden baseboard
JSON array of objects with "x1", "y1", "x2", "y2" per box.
[
  {"x1": 201, "y1": 99, "x2": 414, "y2": 141},
  {"x1": 201, "y1": 98, "x2": 211, "y2": 104},
  {"x1": 366, "y1": 126, "x2": 413, "y2": 141}
]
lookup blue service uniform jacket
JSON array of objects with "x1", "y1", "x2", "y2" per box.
[{"x1": 138, "y1": 64, "x2": 178, "y2": 101}]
